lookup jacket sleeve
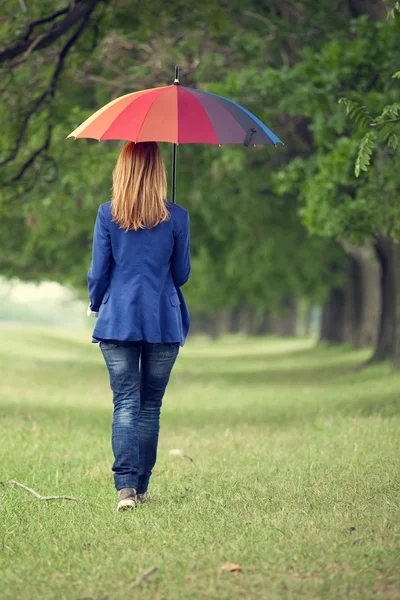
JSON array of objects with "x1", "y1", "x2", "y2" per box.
[
  {"x1": 87, "y1": 205, "x2": 112, "y2": 312},
  {"x1": 171, "y1": 210, "x2": 191, "y2": 287}
]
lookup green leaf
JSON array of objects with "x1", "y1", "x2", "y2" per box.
[
  {"x1": 380, "y1": 122, "x2": 396, "y2": 142},
  {"x1": 377, "y1": 103, "x2": 400, "y2": 122},
  {"x1": 388, "y1": 132, "x2": 398, "y2": 149},
  {"x1": 355, "y1": 131, "x2": 377, "y2": 177},
  {"x1": 388, "y1": 2, "x2": 400, "y2": 18},
  {"x1": 339, "y1": 98, "x2": 371, "y2": 129}
]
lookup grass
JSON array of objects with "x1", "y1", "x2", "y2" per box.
[{"x1": 0, "y1": 323, "x2": 399, "y2": 600}]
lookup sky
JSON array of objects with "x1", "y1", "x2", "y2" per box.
[
  {"x1": 0, "y1": 278, "x2": 87, "y2": 327},
  {"x1": 3, "y1": 280, "x2": 75, "y2": 303}
]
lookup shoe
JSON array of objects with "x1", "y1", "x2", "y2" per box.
[
  {"x1": 136, "y1": 491, "x2": 151, "y2": 504},
  {"x1": 117, "y1": 487, "x2": 137, "y2": 511}
]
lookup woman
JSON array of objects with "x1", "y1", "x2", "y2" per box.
[{"x1": 87, "y1": 141, "x2": 190, "y2": 511}]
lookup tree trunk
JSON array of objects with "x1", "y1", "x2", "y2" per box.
[
  {"x1": 321, "y1": 246, "x2": 380, "y2": 348},
  {"x1": 271, "y1": 297, "x2": 298, "y2": 337},
  {"x1": 304, "y1": 304, "x2": 313, "y2": 337},
  {"x1": 244, "y1": 304, "x2": 258, "y2": 336},
  {"x1": 255, "y1": 308, "x2": 271, "y2": 336},
  {"x1": 344, "y1": 243, "x2": 380, "y2": 349},
  {"x1": 392, "y1": 242, "x2": 400, "y2": 369},
  {"x1": 227, "y1": 305, "x2": 243, "y2": 334},
  {"x1": 205, "y1": 310, "x2": 231, "y2": 339},
  {"x1": 205, "y1": 313, "x2": 220, "y2": 339},
  {"x1": 188, "y1": 311, "x2": 203, "y2": 336},
  {"x1": 355, "y1": 253, "x2": 380, "y2": 348},
  {"x1": 346, "y1": 0, "x2": 386, "y2": 20},
  {"x1": 320, "y1": 287, "x2": 346, "y2": 343},
  {"x1": 370, "y1": 236, "x2": 397, "y2": 363}
]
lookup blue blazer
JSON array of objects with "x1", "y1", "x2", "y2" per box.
[{"x1": 87, "y1": 200, "x2": 190, "y2": 346}]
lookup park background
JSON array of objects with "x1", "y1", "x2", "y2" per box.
[{"x1": 0, "y1": 1, "x2": 399, "y2": 599}]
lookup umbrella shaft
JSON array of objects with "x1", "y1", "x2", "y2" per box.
[{"x1": 171, "y1": 143, "x2": 177, "y2": 204}]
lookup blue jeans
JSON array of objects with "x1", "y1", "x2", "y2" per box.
[{"x1": 99, "y1": 341, "x2": 179, "y2": 492}]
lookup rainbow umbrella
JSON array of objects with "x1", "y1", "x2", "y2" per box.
[{"x1": 67, "y1": 66, "x2": 283, "y2": 203}]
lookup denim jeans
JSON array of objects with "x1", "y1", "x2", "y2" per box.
[{"x1": 99, "y1": 341, "x2": 179, "y2": 492}]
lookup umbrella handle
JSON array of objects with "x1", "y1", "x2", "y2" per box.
[
  {"x1": 171, "y1": 143, "x2": 177, "y2": 204},
  {"x1": 171, "y1": 65, "x2": 179, "y2": 203}
]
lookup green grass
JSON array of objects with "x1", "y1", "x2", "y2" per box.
[{"x1": 0, "y1": 324, "x2": 399, "y2": 600}]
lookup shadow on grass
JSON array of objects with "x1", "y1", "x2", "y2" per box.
[
  {"x1": 177, "y1": 345, "x2": 378, "y2": 387},
  {"x1": 1, "y1": 339, "x2": 397, "y2": 438},
  {"x1": 75, "y1": 344, "x2": 376, "y2": 387},
  {"x1": 174, "y1": 364, "x2": 388, "y2": 387},
  {"x1": 1, "y1": 378, "x2": 398, "y2": 437}
]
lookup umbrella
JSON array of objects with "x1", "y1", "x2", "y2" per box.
[{"x1": 67, "y1": 66, "x2": 283, "y2": 203}]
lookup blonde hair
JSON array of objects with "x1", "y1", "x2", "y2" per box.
[{"x1": 111, "y1": 141, "x2": 169, "y2": 231}]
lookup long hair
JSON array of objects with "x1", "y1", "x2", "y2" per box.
[{"x1": 111, "y1": 141, "x2": 169, "y2": 231}]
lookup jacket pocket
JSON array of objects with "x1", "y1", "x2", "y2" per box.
[
  {"x1": 169, "y1": 292, "x2": 180, "y2": 307},
  {"x1": 102, "y1": 291, "x2": 110, "y2": 304}
]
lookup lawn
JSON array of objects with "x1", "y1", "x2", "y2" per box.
[{"x1": 0, "y1": 323, "x2": 399, "y2": 600}]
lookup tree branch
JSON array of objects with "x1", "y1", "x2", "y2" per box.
[
  {"x1": 0, "y1": 90, "x2": 49, "y2": 168},
  {"x1": 3, "y1": 2, "x2": 100, "y2": 182},
  {"x1": 0, "y1": 0, "x2": 100, "y2": 65},
  {"x1": 23, "y1": 6, "x2": 70, "y2": 41},
  {"x1": 11, "y1": 124, "x2": 52, "y2": 182}
]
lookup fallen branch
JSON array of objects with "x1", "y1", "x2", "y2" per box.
[
  {"x1": 1, "y1": 480, "x2": 81, "y2": 501},
  {"x1": 131, "y1": 566, "x2": 158, "y2": 588},
  {"x1": 168, "y1": 448, "x2": 194, "y2": 462}
]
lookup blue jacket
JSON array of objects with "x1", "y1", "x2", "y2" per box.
[{"x1": 87, "y1": 200, "x2": 190, "y2": 346}]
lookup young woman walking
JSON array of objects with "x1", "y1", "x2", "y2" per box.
[{"x1": 87, "y1": 141, "x2": 190, "y2": 511}]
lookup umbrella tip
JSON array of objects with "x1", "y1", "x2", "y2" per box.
[{"x1": 174, "y1": 64, "x2": 180, "y2": 85}]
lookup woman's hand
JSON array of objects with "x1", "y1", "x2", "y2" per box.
[{"x1": 87, "y1": 302, "x2": 99, "y2": 318}]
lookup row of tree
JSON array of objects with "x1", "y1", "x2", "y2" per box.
[{"x1": 1, "y1": 1, "x2": 399, "y2": 365}]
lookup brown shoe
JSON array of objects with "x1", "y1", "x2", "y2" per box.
[
  {"x1": 136, "y1": 491, "x2": 151, "y2": 504},
  {"x1": 117, "y1": 487, "x2": 137, "y2": 511}
]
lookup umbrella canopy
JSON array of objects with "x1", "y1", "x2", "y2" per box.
[
  {"x1": 67, "y1": 85, "x2": 282, "y2": 147},
  {"x1": 67, "y1": 66, "x2": 283, "y2": 201}
]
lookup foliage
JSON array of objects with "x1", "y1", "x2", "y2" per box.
[
  {"x1": 340, "y1": 4, "x2": 400, "y2": 177},
  {"x1": 0, "y1": 0, "x2": 396, "y2": 312},
  {"x1": 254, "y1": 13, "x2": 400, "y2": 245},
  {"x1": 388, "y1": 0, "x2": 400, "y2": 18},
  {"x1": 340, "y1": 98, "x2": 400, "y2": 176}
]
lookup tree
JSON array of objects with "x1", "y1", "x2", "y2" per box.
[
  {"x1": 0, "y1": 0, "x2": 110, "y2": 190},
  {"x1": 1, "y1": 0, "x2": 388, "y2": 347},
  {"x1": 340, "y1": 2, "x2": 400, "y2": 177},
  {"x1": 259, "y1": 11, "x2": 400, "y2": 364}
]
